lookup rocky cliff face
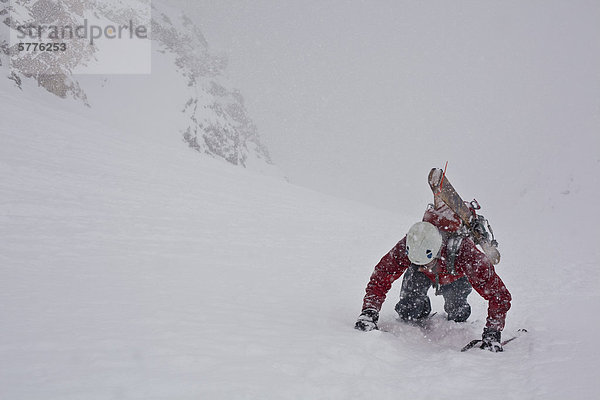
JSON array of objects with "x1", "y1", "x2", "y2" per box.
[{"x1": 0, "y1": 0, "x2": 274, "y2": 171}]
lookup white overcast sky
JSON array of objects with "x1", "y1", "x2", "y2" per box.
[{"x1": 172, "y1": 0, "x2": 599, "y2": 214}]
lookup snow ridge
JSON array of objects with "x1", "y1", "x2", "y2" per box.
[{"x1": 0, "y1": 0, "x2": 274, "y2": 170}]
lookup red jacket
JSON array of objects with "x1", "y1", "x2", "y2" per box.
[{"x1": 362, "y1": 207, "x2": 511, "y2": 331}]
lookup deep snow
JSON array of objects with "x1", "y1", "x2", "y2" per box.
[{"x1": 1, "y1": 82, "x2": 599, "y2": 399}]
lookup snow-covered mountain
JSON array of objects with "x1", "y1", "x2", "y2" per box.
[
  {"x1": 2, "y1": 2, "x2": 599, "y2": 399},
  {"x1": 0, "y1": 0, "x2": 276, "y2": 173}
]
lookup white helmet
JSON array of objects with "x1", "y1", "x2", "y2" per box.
[{"x1": 406, "y1": 221, "x2": 443, "y2": 265}]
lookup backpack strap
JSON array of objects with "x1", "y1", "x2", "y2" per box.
[{"x1": 446, "y1": 233, "x2": 464, "y2": 276}]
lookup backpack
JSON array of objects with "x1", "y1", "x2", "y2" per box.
[{"x1": 423, "y1": 201, "x2": 499, "y2": 274}]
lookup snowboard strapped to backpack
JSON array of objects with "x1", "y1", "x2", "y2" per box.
[{"x1": 428, "y1": 167, "x2": 501, "y2": 265}]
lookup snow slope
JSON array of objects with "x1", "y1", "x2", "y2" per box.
[{"x1": 1, "y1": 83, "x2": 599, "y2": 399}]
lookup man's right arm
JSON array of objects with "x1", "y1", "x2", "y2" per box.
[{"x1": 357, "y1": 237, "x2": 410, "y2": 330}]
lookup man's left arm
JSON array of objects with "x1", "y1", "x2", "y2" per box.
[{"x1": 459, "y1": 240, "x2": 512, "y2": 350}]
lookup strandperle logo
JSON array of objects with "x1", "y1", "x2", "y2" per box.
[
  {"x1": 9, "y1": 0, "x2": 152, "y2": 75},
  {"x1": 16, "y1": 19, "x2": 149, "y2": 45}
]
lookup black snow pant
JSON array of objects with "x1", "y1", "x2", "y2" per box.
[{"x1": 395, "y1": 265, "x2": 472, "y2": 322}]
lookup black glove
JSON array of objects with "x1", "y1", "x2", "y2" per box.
[
  {"x1": 480, "y1": 327, "x2": 503, "y2": 352},
  {"x1": 354, "y1": 308, "x2": 379, "y2": 331}
]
